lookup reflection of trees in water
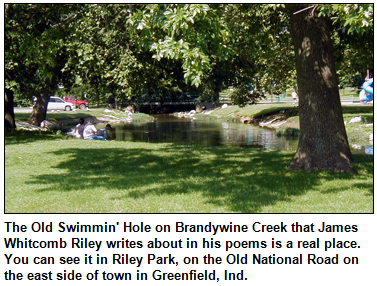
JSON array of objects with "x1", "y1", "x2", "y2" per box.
[{"x1": 97, "y1": 116, "x2": 298, "y2": 151}]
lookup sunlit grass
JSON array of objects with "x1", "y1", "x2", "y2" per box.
[{"x1": 5, "y1": 131, "x2": 373, "y2": 213}]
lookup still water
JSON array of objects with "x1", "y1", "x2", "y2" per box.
[{"x1": 96, "y1": 115, "x2": 299, "y2": 151}]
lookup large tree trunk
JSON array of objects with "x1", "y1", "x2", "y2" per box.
[
  {"x1": 29, "y1": 92, "x2": 50, "y2": 126},
  {"x1": 5, "y1": 89, "x2": 16, "y2": 131},
  {"x1": 288, "y1": 5, "x2": 354, "y2": 173}
]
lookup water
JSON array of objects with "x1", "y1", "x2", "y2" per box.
[{"x1": 96, "y1": 115, "x2": 299, "y2": 151}]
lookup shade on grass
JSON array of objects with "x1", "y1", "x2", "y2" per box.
[{"x1": 5, "y1": 133, "x2": 373, "y2": 213}]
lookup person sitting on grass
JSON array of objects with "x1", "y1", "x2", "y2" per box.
[
  {"x1": 98, "y1": 124, "x2": 115, "y2": 140},
  {"x1": 83, "y1": 119, "x2": 107, "y2": 140},
  {"x1": 74, "y1": 118, "x2": 85, "y2": 139}
]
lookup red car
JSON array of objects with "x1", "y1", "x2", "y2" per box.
[{"x1": 62, "y1": 96, "x2": 88, "y2": 109}]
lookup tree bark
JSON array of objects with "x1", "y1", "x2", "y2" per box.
[
  {"x1": 213, "y1": 87, "x2": 220, "y2": 104},
  {"x1": 5, "y1": 89, "x2": 16, "y2": 131},
  {"x1": 288, "y1": 5, "x2": 354, "y2": 173},
  {"x1": 29, "y1": 92, "x2": 51, "y2": 126}
]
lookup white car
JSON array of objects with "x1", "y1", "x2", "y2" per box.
[{"x1": 47, "y1": 97, "x2": 75, "y2": 111}]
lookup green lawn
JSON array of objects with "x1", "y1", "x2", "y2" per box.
[
  {"x1": 220, "y1": 87, "x2": 361, "y2": 103},
  {"x1": 7, "y1": 104, "x2": 373, "y2": 213},
  {"x1": 5, "y1": 132, "x2": 373, "y2": 213},
  {"x1": 210, "y1": 103, "x2": 372, "y2": 118}
]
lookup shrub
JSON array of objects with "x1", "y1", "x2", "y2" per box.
[{"x1": 276, "y1": 127, "x2": 300, "y2": 138}]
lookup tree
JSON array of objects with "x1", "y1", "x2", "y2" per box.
[
  {"x1": 330, "y1": 6, "x2": 374, "y2": 87},
  {"x1": 5, "y1": 89, "x2": 16, "y2": 131},
  {"x1": 132, "y1": 4, "x2": 372, "y2": 172},
  {"x1": 5, "y1": 4, "x2": 83, "y2": 127},
  {"x1": 5, "y1": 4, "x2": 23, "y2": 130},
  {"x1": 65, "y1": 4, "x2": 176, "y2": 106},
  {"x1": 6, "y1": 4, "x2": 372, "y2": 174},
  {"x1": 224, "y1": 4, "x2": 296, "y2": 105},
  {"x1": 128, "y1": 4, "x2": 297, "y2": 105},
  {"x1": 286, "y1": 4, "x2": 355, "y2": 172},
  {"x1": 27, "y1": 4, "x2": 84, "y2": 126},
  {"x1": 129, "y1": 4, "x2": 237, "y2": 102}
]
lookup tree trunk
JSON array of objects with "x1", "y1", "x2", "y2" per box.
[
  {"x1": 29, "y1": 93, "x2": 50, "y2": 126},
  {"x1": 5, "y1": 89, "x2": 16, "y2": 131},
  {"x1": 288, "y1": 5, "x2": 354, "y2": 173},
  {"x1": 213, "y1": 88, "x2": 220, "y2": 105}
]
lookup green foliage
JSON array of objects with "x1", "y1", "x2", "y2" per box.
[
  {"x1": 319, "y1": 4, "x2": 373, "y2": 35},
  {"x1": 318, "y1": 4, "x2": 374, "y2": 87},
  {"x1": 129, "y1": 4, "x2": 234, "y2": 88},
  {"x1": 276, "y1": 127, "x2": 300, "y2": 138},
  {"x1": 5, "y1": 4, "x2": 373, "y2": 108},
  {"x1": 5, "y1": 4, "x2": 81, "y2": 96},
  {"x1": 228, "y1": 86, "x2": 264, "y2": 107},
  {"x1": 64, "y1": 5, "x2": 139, "y2": 103}
]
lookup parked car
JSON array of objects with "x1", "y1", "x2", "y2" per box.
[
  {"x1": 47, "y1": 97, "x2": 75, "y2": 111},
  {"x1": 62, "y1": 96, "x2": 88, "y2": 109}
]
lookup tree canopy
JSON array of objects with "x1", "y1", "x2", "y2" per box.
[
  {"x1": 5, "y1": 4, "x2": 374, "y2": 172},
  {"x1": 6, "y1": 4, "x2": 373, "y2": 108}
]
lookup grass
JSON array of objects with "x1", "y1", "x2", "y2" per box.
[
  {"x1": 220, "y1": 88, "x2": 362, "y2": 103},
  {"x1": 7, "y1": 103, "x2": 373, "y2": 213},
  {"x1": 14, "y1": 108, "x2": 155, "y2": 124},
  {"x1": 210, "y1": 103, "x2": 373, "y2": 119},
  {"x1": 5, "y1": 131, "x2": 373, "y2": 213},
  {"x1": 342, "y1": 106, "x2": 374, "y2": 144},
  {"x1": 210, "y1": 104, "x2": 299, "y2": 118}
]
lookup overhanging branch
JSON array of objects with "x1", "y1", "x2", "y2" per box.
[{"x1": 293, "y1": 5, "x2": 315, "y2": 15}]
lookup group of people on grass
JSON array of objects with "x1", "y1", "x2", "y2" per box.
[
  {"x1": 74, "y1": 118, "x2": 114, "y2": 141},
  {"x1": 291, "y1": 76, "x2": 373, "y2": 105}
]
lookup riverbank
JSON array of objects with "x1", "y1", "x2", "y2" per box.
[
  {"x1": 13, "y1": 103, "x2": 373, "y2": 147},
  {"x1": 5, "y1": 132, "x2": 373, "y2": 213},
  {"x1": 13, "y1": 108, "x2": 155, "y2": 132},
  {"x1": 6, "y1": 104, "x2": 373, "y2": 213},
  {"x1": 187, "y1": 104, "x2": 373, "y2": 146}
]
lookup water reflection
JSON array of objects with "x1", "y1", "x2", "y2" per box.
[{"x1": 96, "y1": 115, "x2": 299, "y2": 151}]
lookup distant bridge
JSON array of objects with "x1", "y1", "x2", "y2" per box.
[
  {"x1": 123, "y1": 98, "x2": 230, "y2": 106},
  {"x1": 119, "y1": 101, "x2": 229, "y2": 113}
]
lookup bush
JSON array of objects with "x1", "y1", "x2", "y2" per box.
[{"x1": 276, "y1": 127, "x2": 300, "y2": 138}]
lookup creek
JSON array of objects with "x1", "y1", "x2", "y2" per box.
[{"x1": 95, "y1": 115, "x2": 299, "y2": 151}]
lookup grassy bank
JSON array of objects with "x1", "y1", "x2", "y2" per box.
[
  {"x1": 5, "y1": 131, "x2": 373, "y2": 213},
  {"x1": 209, "y1": 103, "x2": 373, "y2": 122},
  {"x1": 205, "y1": 104, "x2": 373, "y2": 145},
  {"x1": 14, "y1": 108, "x2": 155, "y2": 124}
]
